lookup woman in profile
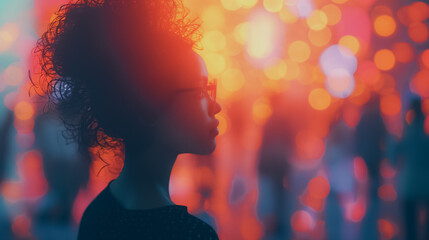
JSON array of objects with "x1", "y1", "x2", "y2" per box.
[{"x1": 32, "y1": 0, "x2": 221, "y2": 239}]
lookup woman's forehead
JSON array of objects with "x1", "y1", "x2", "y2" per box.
[{"x1": 175, "y1": 51, "x2": 208, "y2": 87}]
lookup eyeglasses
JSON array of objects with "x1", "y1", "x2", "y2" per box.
[{"x1": 173, "y1": 79, "x2": 217, "y2": 102}]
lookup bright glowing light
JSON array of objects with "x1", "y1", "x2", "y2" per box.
[
  {"x1": 242, "y1": 0, "x2": 258, "y2": 9},
  {"x1": 201, "y1": 6, "x2": 226, "y2": 30},
  {"x1": 224, "y1": 34, "x2": 242, "y2": 56},
  {"x1": 319, "y1": 44, "x2": 358, "y2": 76},
  {"x1": 307, "y1": 10, "x2": 328, "y2": 31},
  {"x1": 217, "y1": 113, "x2": 228, "y2": 135},
  {"x1": 374, "y1": 49, "x2": 395, "y2": 71},
  {"x1": 253, "y1": 97, "x2": 273, "y2": 124},
  {"x1": 378, "y1": 184, "x2": 397, "y2": 201},
  {"x1": 0, "y1": 23, "x2": 19, "y2": 52},
  {"x1": 346, "y1": 197, "x2": 366, "y2": 222},
  {"x1": 408, "y1": 22, "x2": 429, "y2": 43},
  {"x1": 332, "y1": 0, "x2": 348, "y2": 4},
  {"x1": 337, "y1": 8, "x2": 371, "y2": 48},
  {"x1": 411, "y1": 69, "x2": 429, "y2": 98},
  {"x1": 308, "y1": 28, "x2": 332, "y2": 47},
  {"x1": 322, "y1": 4, "x2": 342, "y2": 26},
  {"x1": 356, "y1": 60, "x2": 381, "y2": 87},
  {"x1": 4, "y1": 65, "x2": 24, "y2": 86},
  {"x1": 380, "y1": 94, "x2": 401, "y2": 116},
  {"x1": 202, "y1": 31, "x2": 226, "y2": 52},
  {"x1": 308, "y1": 176, "x2": 330, "y2": 199},
  {"x1": 339, "y1": 35, "x2": 360, "y2": 55},
  {"x1": 233, "y1": 22, "x2": 248, "y2": 44},
  {"x1": 325, "y1": 68, "x2": 355, "y2": 98},
  {"x1": 407, "y1": 1, "x2": 429, "y2": 22},
  {"x1": 421, "y1": 49, "x2": 429, "y2": 69},
  {"x1": 393, "y1": 42, "x2": 415, "y2": 63},
  {"x1": 291, "y1": 211, "x2": 315, "y2": 232},
  {"x1": 378, "y1": 219, "x2": 396, "y2": 240},
  {"x1": 288, "y1": 41, "x2": 311, "y2": 63},
  {"x1": 295, "y1": 130, "x2": 325, "y2": 161},
  {"x1": 374, "y1": 15, "x2": 396, "y2": 37},
  {"x1": 247, "y1": 11, "x2": 282, "y2": 59},
  {"x1": 285, "y1": 59, "x2": 300, "y2": 80},
  {"x1": 278, "y1": 7, "x2": 299, "y2": 23},
  {"x1": 221, "y1": 0, "x2": 244, "y2": 11},
  {"x1": 14, "y1": 101, "x2": 34, "y2": 121},
  {"x1": 308, "y1": 88, "x2": 331, "y2": 110},
  {"x1": 221, "y1": 68, "x2": 245, "y2": 92},
  {"x1": 264, "y1": 58, "x2": 287, "y2": 80},
  {"x1": 296, "y1": 0, "x2": 314, "y2": 17},
  {"x1": 202, "y1": 53, "x2": 226, "y2": 75},
  {"x1": 263, "y1": 0, "x2": 284, "y2": 13}
]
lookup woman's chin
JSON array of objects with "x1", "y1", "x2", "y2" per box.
[{"x1": 192, "y1": 139, "x2": 216, "y2": 155}]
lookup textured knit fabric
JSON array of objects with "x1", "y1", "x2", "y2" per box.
[{"x1": 77, "y1": 181, "x2": 219, "y2": 240}]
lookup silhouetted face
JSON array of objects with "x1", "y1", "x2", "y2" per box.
[{"x1": 156, "y1": 51, "x2": 221, "y2": 155}]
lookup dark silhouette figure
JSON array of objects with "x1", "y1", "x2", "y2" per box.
[
  {"x1": 31, "y1": 0, "x2": 221, "y2": 239},
  {"x1": 0, "y1": 111, "x2": 14, "y2": 239},
  {"x1": 324, "y1": 119, "x2": 356, "y2": 240},
  {"x1": 257, "y1": 93, "x2": 293, "y2": 240},
  {"x1": 394, "y1": 98, "x2": 429, "y2": 240},
  {"x1": 355, "y1": 96, "x2": 387, "y2": 240}
]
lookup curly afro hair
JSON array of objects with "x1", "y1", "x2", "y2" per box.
[{"x1": 32, "y1": 0, "x2": 201, "y2": 155}]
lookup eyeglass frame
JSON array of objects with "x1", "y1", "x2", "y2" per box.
[{"x1": 171, "y1": 78, "x2": 217, "y2": 102}]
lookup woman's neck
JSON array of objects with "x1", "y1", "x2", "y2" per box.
[{"x1": 109, "y1": 145, "x2": 178, "y2": 210}]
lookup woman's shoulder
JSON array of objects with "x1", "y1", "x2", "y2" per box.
[{"x1": 183, "y1": 213, "x2": 219, "y2": 240}]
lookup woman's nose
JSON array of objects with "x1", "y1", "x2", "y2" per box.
[{"x1": 211, "y1": 100, "x2": 222, "y2": 116}]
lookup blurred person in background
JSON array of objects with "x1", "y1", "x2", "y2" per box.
[
  {"x1": 31, "y1": 0, "x2": 221, "y2": 239},
  {"x1": 257, "y1": 92, "x2": 293, "y2": 240},
  {"x1": 32, "y1": 111, "x2": 90, "y2": 240},
  {"x1": 355, "y1": 95, "x2": 387, "y2": 240},
  {"x1": 324, "y1": 118, "x2": 356, "y2": 240},
  {"x1": 392, "y1": 98, "x2": 429, "y2": 240}
]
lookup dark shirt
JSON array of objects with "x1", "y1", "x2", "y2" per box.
[{"x1": 77, "y1": 181, "x2": 219, "y2": 240}]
